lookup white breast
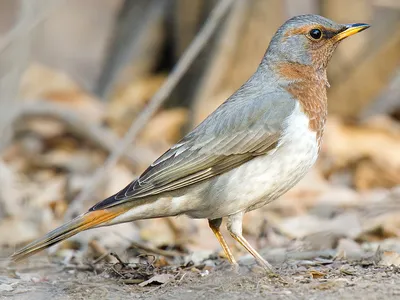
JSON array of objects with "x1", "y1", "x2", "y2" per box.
[
  {"x1": 186, "y1": 101, "x2": 320, "y2": 219},
  {"x1": 110, "y1": 102, "x2": 321, "y2": 224}
]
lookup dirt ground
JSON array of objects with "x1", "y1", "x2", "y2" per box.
[{"x1": 2, "y1": 247, "x2": 400, "y2": 300}]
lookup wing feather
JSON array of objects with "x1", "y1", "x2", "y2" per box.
[{"x1": 89, "y1": 82, "x2": 296, "y2": 211}]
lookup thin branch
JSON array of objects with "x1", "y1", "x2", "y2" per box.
[
  {"x1": 0, "y1": 0, "x2": 65, "y2": 152},
  {"x1": 15, "y1": 101, "x2": 158, "y2": 169},
  {"x1": 360, "y1": 69, "x2": 400, "y2": 119},
  {"x1": 94, "y1": 0, "x2": 166, "y2": 100},
  {"x1": 65, "y1": 0, "x2": 235, "y2": 219},
  {"x1": 128, "y1": 240, "x2": 183, "y2": 258},
  {"x1": 0, "y1": 0, "x2": 64, "y2": 53},
  {"x1": 113, "y1": 231, "x2": 183, "y2": 258}
]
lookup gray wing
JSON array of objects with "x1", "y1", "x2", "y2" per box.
[{"x1": 90, "y1": 83, "x2": 295, "y2": 211}]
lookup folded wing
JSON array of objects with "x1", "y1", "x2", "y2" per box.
[{"x1": 90, "y1": 86, "x2": 295, "y2": 211}]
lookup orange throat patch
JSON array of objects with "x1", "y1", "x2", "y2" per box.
[{"x1": 276, "y1": 63, "x2": 328, "y2": 149}]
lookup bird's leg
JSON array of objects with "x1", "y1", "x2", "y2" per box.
[
  {"x1": 208, "y1": 218, "x2": 237, "y2": 266},
  {"x1": 227, "y1": 212, "x2": 276, "y2": 276}
]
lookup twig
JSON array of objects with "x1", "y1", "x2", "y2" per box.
[
  {"x1": 114, "y1": 231, "x2": 183, "y2": 258},
  {"x1": 178, "y1": 272, "x2": 187, "y2": 284},
  {"x1": 191, "y1": 0, "x2": 247, "y2": 125},
  {"x1": 360, "y1": 69, "x2": 400, "y2": 119},
  {"x1": 119, "y1": 278, "x2": 145, "y2": 284},
  {"x1": 92, "y1": 252, "x2": 111, "y2": 265},
  {"x1": 62, "y1": 264, "x2": 97, "y2": 272},
  {"x1": 129, "y1": 241, "x2": 183, "y2": 258},
  {"x1": 0, "y1": 1, "x2": 65, "y2": 53},
  {"x1": 88, "y1": 240, "x2": 113, "y2": 263},
  {"x1": 65, "y1": 0, "x2": 235, "y2": 219},
  {"x1": 110, "y1": 265, "x2": 125, "y2": 278},
  {"x1": 144, "y1": 272, "x2": 181, "y2": 294},
  {"x1": 110, "y1": 252, "x2": 127, "y2": 267},
  {"x1": 0, "y1": 0, "x2": 56, "y2": 151},
  {"x1": 15, "y1": 101, "x2": 157, "y2": 169},
  {"x1": 95, "y1": 0, "x2": 167, "y2": 100}
]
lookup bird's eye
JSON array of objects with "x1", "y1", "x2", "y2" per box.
[{"x1": 309, "y1": 28, "x2": 322, "y2": 40}]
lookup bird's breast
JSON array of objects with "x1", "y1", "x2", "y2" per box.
[
  {"x1": 246, "y1": 102, "x2": 320, "y2": 207},
  {"x1": 275, "y1": 63, "x2": 328, "y2": 148},
  {"x1": 188, "y1": 102, "x2": 320, "y2": 219}
]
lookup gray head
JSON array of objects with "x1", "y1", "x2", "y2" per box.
[{"x1": 263, "y1": 14, "x2": 369, "y2": 71}]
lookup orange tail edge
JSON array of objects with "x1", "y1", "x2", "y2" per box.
[{"x1": 10, "y1": 208, "x2": 123, "y2": 262}]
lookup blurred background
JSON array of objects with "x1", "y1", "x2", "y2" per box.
[{"x1": 1, "y1": 0, "x2": 400, "y2": 265}]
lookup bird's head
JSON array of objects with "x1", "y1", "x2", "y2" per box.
[{"x1": 264, "y1": 14, "x2": 369, "y2": 72}]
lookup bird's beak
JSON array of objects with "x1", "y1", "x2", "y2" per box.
[{"x1": 334, "y1": 23, "x2": 370, "y2": 42}]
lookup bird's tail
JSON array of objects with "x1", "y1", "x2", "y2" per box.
[{"x1": 10, "y1": 208, "x2": 123, "y2": 262}]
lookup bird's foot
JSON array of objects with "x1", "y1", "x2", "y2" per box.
[
  {"x1": 230, "y1": 262, "x2": 240, "y2": 273},
  {"x1": 256, "y1": 260, "x2": 288, "y2": 284}
]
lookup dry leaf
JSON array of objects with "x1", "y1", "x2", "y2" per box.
[
  {"x1": 138, "y1": 219, "x2": 176, "y2": 247},
  {"x1": 322, "y1": 116, "x2": 400, "y2": 189},
  {"x1": 20, "y1": 64, "x2": 104, "y2": 123},
  {"x1": 358, "y1": 212, "x2": 400, "y2": 242},
  {"x1": 18, "y1": 118, "x2": 66, "y2": 140},
  {"x1": 0, "y1": 161, "x2": 22, "y2": 218},
  {"x1": 336, "y1": 238, "x2": 362, "y2": 257},
  {"x1": 107, "y1": 75, "x2": 165, "y2": 134},
  {"x1": 354, "y1": 159, "x2": 400, "y2": 190},
  {"x1": 184, "y1": 250, "x2": 213, "y2": 265},
  {"x1": 278, "y1": 212, "x2": 362, "y2": 240},
  {"x1": 0, "y1": 218, "x2": 40, "y2": 245},
  {"x1": 139, "y1": 108, "x2": 188, "y2": 148},
  {"x1": 105, "y1": 166, "x2": 136, "y2": 200},
  {"x1": 378, "y1": 251, "x2": 400, "y2": 266},
  {"x1": 40, "y1": 149, "x2": 104, "y2": 174},
  {"x1": 310, "y1": 270, "x2": 326, "y2": 279},
  {"x1": 138, "y1": 274, "x2": 174, "y2": 287},
  {"x1": 0, "y1": 283, "x2": 14, "y2": 292}
]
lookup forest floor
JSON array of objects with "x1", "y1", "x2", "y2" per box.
[{"x1": 2, "y1": 247, "x2": 400, "y2": 300}]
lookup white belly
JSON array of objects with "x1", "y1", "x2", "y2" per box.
[
  {"x1": 184, "y1": 102, "x2": 320, "y2": 219},
  {"x1": 110, "y1": 103, "x2": 320, "y2": 224}
]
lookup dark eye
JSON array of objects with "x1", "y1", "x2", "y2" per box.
[{"x1": 309, "y1": 28, "x2": 322, "y2": 40}]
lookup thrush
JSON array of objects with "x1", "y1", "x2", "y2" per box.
[{"x1": 11, "y1": 15, "x2": 369, "y2": 274}]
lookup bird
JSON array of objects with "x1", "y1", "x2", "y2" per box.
[{"x1": 11, "y1": 15, "x2": 369, "y2": 275}]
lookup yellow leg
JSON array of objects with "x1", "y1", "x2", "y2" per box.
[
  {"x1": 229, "y1": 232, "x2": 273, "y2": 271},
  {"x1": 227, "y1": 212, "x2": 276, "y2": 276},
  {"x1": 208, "y1": 219, "x2": 237, "y2": 265}
]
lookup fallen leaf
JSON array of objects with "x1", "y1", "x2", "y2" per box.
[
  {"x1": 0, "y1": 218, "x2": 40, "y2": 245},
  {"x1": 358, "y1": 211, "x2": 400, "y2": 242},
  {"x1": 277, "y1": 212, "x2": 362, "y2": 240},
  {"x1": 378, "y1": 251, "x2": 400, "y2": 267},
  {"x1": 322, "y1": 116, "x2": 400, "y2": 190},
  {"x1": 107, "y1": 75, "x2": 166, "y2": 134},
  {"x1": 18, "y1": 118, "x2": 65, "y2": 140},
  {"x1": 309, "y1": 270, "x2": 326, "y2": 279},
  {"x1": 138, "y1": 108, "x2": 188, "y2": 148},
  {"x1": 138, "y1": 274, "x2": 174, "y2": 287},
  {"x1": 0, "y1": 283, "x2": 14, "y2": 292},
  {"x1": 138, "y1": 219, "x2": 176, "y2": 247},
  {"x1": 336, "y1": 238, "x2": 362, "y2": 259},
  {"x1": 0, "y1": 161, "x2": 23, "y2": 218},
  {"x1": 20, "y1": 63, "x2": 104, "y2": 123},
  {"x1": 184, "y1": 250, "x2": 213, "y2": 266}
]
